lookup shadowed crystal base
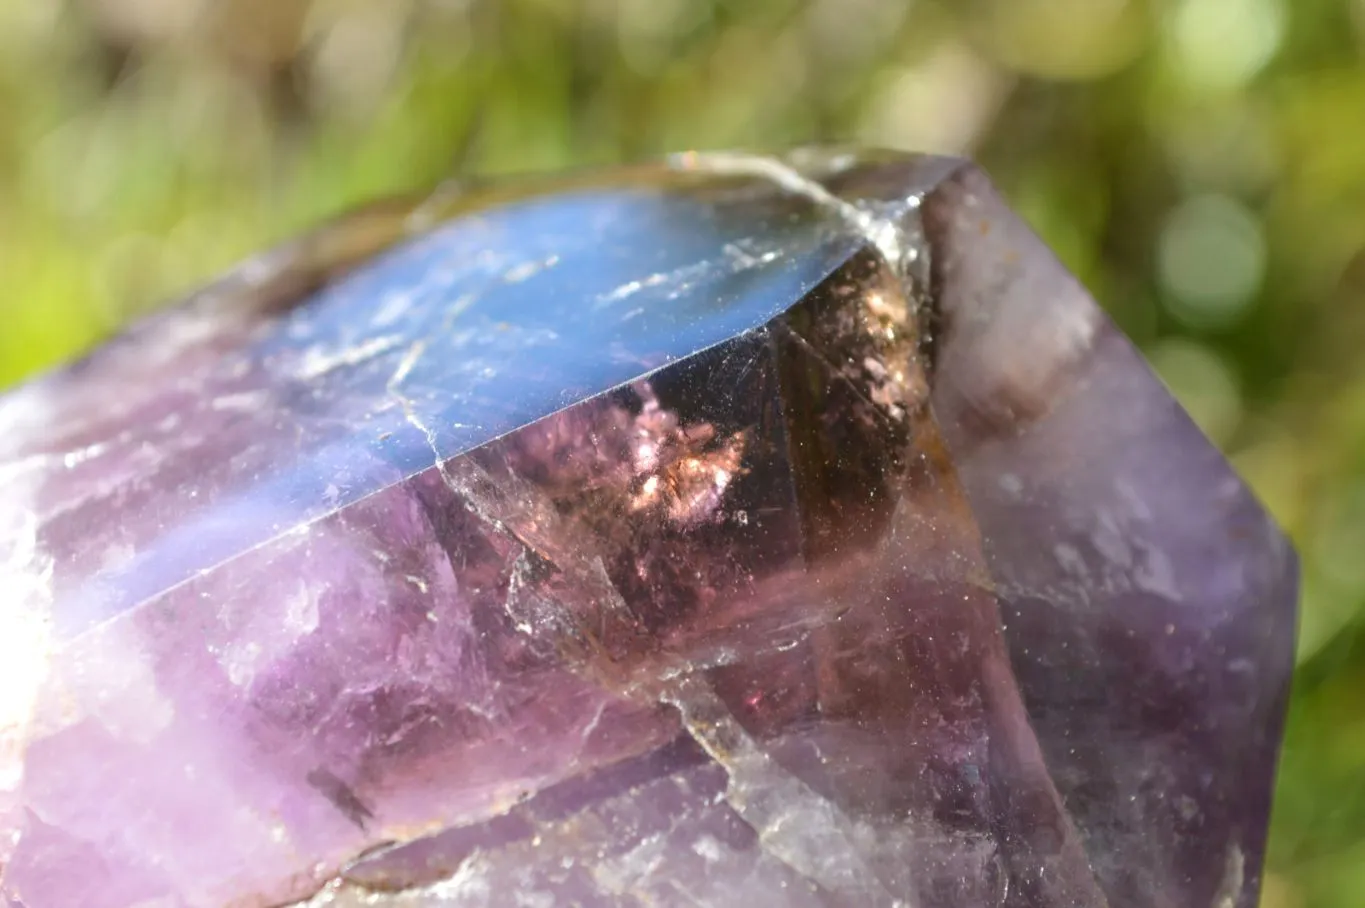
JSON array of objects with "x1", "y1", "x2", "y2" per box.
[{"x1": 0, "y1": 151, "x2": 1296, "y2": 908}]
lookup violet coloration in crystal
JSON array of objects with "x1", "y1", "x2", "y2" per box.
[{"x1": 0, "y1": 151, "x2": 1297, "y2": 908}]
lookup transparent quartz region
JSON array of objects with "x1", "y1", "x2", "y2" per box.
[{"x1": 0, "y1": 153, "x2": 1297, "y2": 908}]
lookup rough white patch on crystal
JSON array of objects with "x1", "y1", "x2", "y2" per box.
[
  {"x1": 299, "y1": 852, "x2": 498, "y2": 906},
  {"x1": 593, "y1": 830, "x2": 668, "y2": 892},
  {"x1": 99, "y1": 541, "x2": 138, "y2": 574},
  {"x1": 0, "y1": 510, "x2": 53, "y2": 790},
  {"x1": 1090, "y1": 510, "x2": 1133, "y2": 569},
  {"x1": 1114, "y1": 479, "x2": 1154, "y2": 522},
  {"x1": 284, "y1": 581, "x2": 323, "y2": 635},
  {"x1": 1053, "y1": 543, "x2": 1090, "y2": 582},
  {"x1": 217, "y1": 579, "x2": 322, "y2": 687},
  {"x1": 210, "y1": 390, "x2": 271, "y2": 413},
  {"x1": 0, "y1": 386, "x2": 57, "y2": 864},
  {"x1": 1212, "y1": 843, "x2": 1245, "y2": 908},
  {"x1": 1132, "y1": 541, "x2": 1182, "y2": 601},
  {"x1": 63, "y1": 622, "x2": 174, "y2": 744},
  {"x1": 224, "y1": 641, "x2": 265, "y2": 688},
  {"x1": 692, "y1": 833, "x2": 726, "y2": 864}
]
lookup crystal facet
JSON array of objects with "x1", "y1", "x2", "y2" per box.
[{"x1": 0, "y1": 152, "x2": 1297, "y2": 908}]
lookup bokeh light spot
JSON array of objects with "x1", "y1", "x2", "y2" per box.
[
  {"x1": 1166, "y1": 0, "x2": 1285, "y2": 91},
  {"x1": 1157, "y1": 193, "x2": 1266, "y2": 328},
  {"x1": 858, "y1": 44, "x2": 1008, "y2": 155}
]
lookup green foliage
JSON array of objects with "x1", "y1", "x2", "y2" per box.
[{"x1": 2, "y1": 1, "x2": 1362, "y2": 903}]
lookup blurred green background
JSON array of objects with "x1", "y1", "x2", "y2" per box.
[{"x1": 0, "y1": 0, "x2": 1361, "y2": 904}]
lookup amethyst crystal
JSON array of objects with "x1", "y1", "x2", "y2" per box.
[{"x1": 0, "y1": 151, "x2": 1296, "y2": 908}]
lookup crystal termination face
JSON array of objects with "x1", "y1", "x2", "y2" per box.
[{"x1": 0, "y1": 152, "x2": 1297, "y2": 908}]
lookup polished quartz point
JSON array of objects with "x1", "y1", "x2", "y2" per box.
[{"x1": 0, "y1": 151, "x2": 1296, "y2": 908}]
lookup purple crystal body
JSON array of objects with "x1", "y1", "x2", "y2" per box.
[{"x1": 0, "y1": 152, "x2": 1296, "y2": 908}]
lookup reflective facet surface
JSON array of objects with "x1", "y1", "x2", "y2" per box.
[{"x1": 0, "y1": 152, "x2": 1297, "y2": 908}]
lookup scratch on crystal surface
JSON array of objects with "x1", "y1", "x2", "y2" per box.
[
  {"x1": 774, "y1": 322, "x2": 897, "y2": 421},
  {"x1": 671, "y1": 150, "x2": 911, "y2": 274},
  {"x1": 297, "y1": 334, "x2": 403, "y2": 380},
  {"x1": 594, "y1": 239, "x2": 787, "y2": 311},
  {"x1": 387, "y1": 339, "x2": 444, "y2": 472},
  {"x1": 593, "y1": 258, "x2": 726, "y2": 311},
  {"x1": 503, "y1": 255, "x2": 559, "y2": 284},
  {"x1": 595, "y1": 271, "x2": 671, "y2": 306}
]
